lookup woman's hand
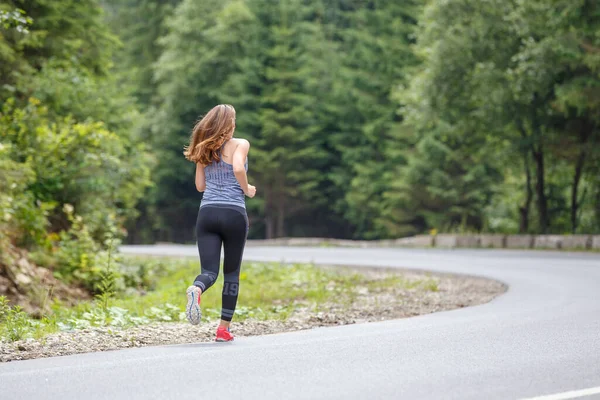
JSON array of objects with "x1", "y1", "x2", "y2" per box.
[{"x1": 245, "y1": 184, "x2": 256, "y2": 198}]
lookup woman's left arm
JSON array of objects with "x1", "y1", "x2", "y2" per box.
[{"x1": 195, "y1": 163, "x2": 206, "y2": 192}]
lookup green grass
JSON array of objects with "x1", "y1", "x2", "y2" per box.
[
  {"x1": 112, "y1": 258, "x2": 364, "y2": 322},
  {"x1": 0, "y1": 256, "x2": 439, "y2": 342}
]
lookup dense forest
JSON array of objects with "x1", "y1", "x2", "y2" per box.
[{"x1": 1, "y1": 0, "x2": 599, "y2": 250}]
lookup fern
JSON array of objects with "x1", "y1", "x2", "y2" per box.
[{"x1": 95, "y1": 234, "x2": 116, "y2": 313}]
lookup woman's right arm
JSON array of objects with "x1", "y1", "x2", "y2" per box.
[
  {"x1": 195, "y1": 163, "x2": 206, "y2": 192},
  {"x1": 232, "y1": 139, "x2": 255, "y2": 198}
]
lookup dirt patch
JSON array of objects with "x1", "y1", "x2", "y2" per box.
[
  {"x1": 0, "y1": 247, "x2": 90, "y2": 317},
  {"x1": 0, "y1": 267, "x2": 506, "y2": 362}
]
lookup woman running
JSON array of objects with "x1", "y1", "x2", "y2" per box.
[{"x1": 183, "y1": 104, "x2": 256, "y2": 342}]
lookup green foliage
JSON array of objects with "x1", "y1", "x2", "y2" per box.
[
  {"x1": 2, "y1": 0, "x2": 599, "y2": 258},
  {"x1": 0, "y1": 0, "x2": 118, "y2": 102},
  {"x1": 140, "y1": 0, "x2": 424, "y2": 240},
  {"x1": 103, "y1": 0, "x2": 598, "y2": 239},
  {"x1": 102, "y1": 0, "x2": 182, "y2": 107},
  {"x1": 328, "y1": 1, "x2": 421, "y2": 239},
  {"x1": 94, "y1": 235, "x2": 117, "y2": 312},
  {"x1": 0, "y1": 98, "x2": 152, "y2": 241},
  {"x1": 139, "y1": 0, "x2": 242, "y2": 242},
  {"x1": 1, "y1": 259, "x2": 425, "y2": 341},
  {"x1": 251, "y1": 0, "x2": 332, "y2": 237},
  {"x1": 20, "y1": 61, "x2": 141, "y2": 133},
  {"x1": 394, "y1": 0, "x2": 600, "y2": 235},
  {"x1": 0, "y1": 2, "x2": 152, "y2": 325},
  {"x1": 0, "y1": 296, "x2": 32, "y2": 342},
  {"x1": 0, "y1": 256, "x2": 179, "y2": 341},
  {"x1": 46, "y1": 207, "x2": 152, "y2": 295},
  {"x1": 0, "y1": 296, "x2": 7, "y2": 322},
  {"x1": 0, "y1": 142, "x2": 50, "y2": 252},
  {"x1": 1, "y1": 90, "x2": 151, "y2": 295},
  {"x1": 0, "y1": 8, "x2": 32, "y2": 32},
  {"x1": 383, "y1": 130, "x2": 501, "y2": 234},
  {"x1": 50, "y1": 205, "x2": 104, "y2": 290}
]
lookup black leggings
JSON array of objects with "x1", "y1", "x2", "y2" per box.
[{"x1": 193, "y1": 204, "x2": 248, "y2": 322}]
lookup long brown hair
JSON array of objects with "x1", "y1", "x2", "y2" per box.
[{"x1": 183, "y1": 104, "x2": 236, "y2": 165}]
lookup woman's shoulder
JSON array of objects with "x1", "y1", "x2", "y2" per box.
[{"x1": 231, "y1": 138, "x2": 250, "y2": 148}]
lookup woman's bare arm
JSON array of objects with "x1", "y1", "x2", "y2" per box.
[
  {"x1": 232, "y1": 139, "x2": 252, "y2": 196},
  {"x1": 195, "y1": 163, "x2": 206, "y2": 192}
]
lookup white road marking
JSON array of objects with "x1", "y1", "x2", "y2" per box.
[{"x1": 521, "y1": 386, "x2": 600, "y2": 400}]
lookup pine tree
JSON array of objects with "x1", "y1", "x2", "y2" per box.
[
  {"x1": 148, "y1": 0, "x2": 259, "y2": 241},
  {"x1": 326, "y1": 0, "x2": 422, "y2": 238},
  {"x1": 0, "y1": 0, "x2": 117, "y2": 102},
  {"x1": 253, "y1": 0, "x2": 332, "y2": 237},
  {"x1": 102, "y1": 0, "x2": 182, "y2": 107}
]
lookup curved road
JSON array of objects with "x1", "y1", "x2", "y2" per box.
[{"x1": 2, "y1": 246, "x2": 600, "y2": 400}]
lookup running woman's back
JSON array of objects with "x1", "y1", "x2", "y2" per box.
[{"x1": 201, "y1": 143, "x2": 248, "y2": 209}]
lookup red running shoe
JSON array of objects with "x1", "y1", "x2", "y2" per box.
[{"x1": 216, "y1": 326, "x2": 234, "y2": 342}]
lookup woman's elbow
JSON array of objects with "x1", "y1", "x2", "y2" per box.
[
  {"x1": 233, "y1": 165, "x2": 246, "y2": 174},
  {"x1": 196, "y1": 184, "x2": 206, "y2": 192}
]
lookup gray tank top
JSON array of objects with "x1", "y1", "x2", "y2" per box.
[{"x1": 200, "y1": 143, "x2": 248, "y2": 209}]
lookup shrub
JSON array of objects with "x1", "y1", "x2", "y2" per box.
[
  {"x1": 0, "y1": 296, "x2": 32, "y2": 342},
  {"x1": 0, "y1": 97, "x2": 152, "y2": 246},
  {"x1": 0, "y1": 97, "x2": 152, "y2": 290},
  {"x1": 0, "y1": 143, "x2": 50, "y2": 256}
]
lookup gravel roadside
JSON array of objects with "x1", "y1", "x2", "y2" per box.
[{"x1": 0, "y1": 267, "x2": 506, "y2": 362}]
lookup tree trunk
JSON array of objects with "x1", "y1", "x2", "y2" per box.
[
  {"x1": 571, "y1": 148, "x2": 586, "y2": 234},
  {"x1": 276, "y1": 193, "x2": 286, "y2": 238},
  {"x1": 264, "y1": 186, "x2": 275, "y2": 239},
  {"x1": 265, "y1": 215, "x2": 275, "y2": 239},
  {"x1": 519, "y1": 151, "x2": 533, "y2": 233},
  {"x1": 595, "y1": 185, "x2": 600, "y2": 230},
  {"x1": 516, "y1": 119, "x2": 533, "y2": 233},
  {"x1": 570, "y1": 125, "x2": 592, "y2": 233},
  {"x1": 529, "y1": 102, "x2": 549, "y2": 233},
  {"x1": 532, "y1": 145, "x2": 548, "y2": 233}
]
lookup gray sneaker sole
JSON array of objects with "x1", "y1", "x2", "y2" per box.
[{"x1": 185, "y1": 286, "x2": 201, "y2": 325}]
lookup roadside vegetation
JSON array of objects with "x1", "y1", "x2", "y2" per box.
[{"x1": 0, "y1": 257, "x2": 442, "y2": 343}]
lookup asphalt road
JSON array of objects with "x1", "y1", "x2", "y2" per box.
[{"x1": 1, "y1": 245, "x2": 600, "y2": 400}]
